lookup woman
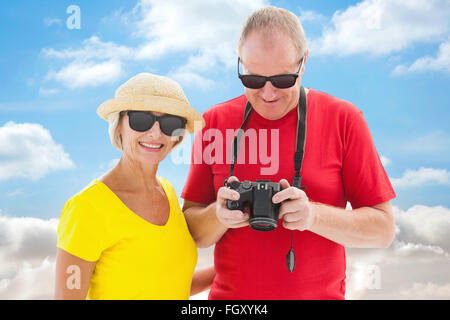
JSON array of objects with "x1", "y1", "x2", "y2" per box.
[{"x1": 55, "y1": 73, "x2": 213, "y2": 299}]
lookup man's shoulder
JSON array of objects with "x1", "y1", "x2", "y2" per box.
[
  {"x1": 202, "y1": 94, "x2": 248, "y2": 126},
  {"x1": 310, "y1": 88, "x2": 362, "y2": 115}
]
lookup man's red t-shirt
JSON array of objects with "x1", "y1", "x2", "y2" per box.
[{"x1": 181, "y1": 88, "x2": 396, "y2": 299}]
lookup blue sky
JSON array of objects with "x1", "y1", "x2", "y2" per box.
[
  {"x1": 0, "y1": 0, "x2": 449, "y2": 220},
  {"x1": 0, "y1": 0, "x2": 450, "y2": 300}
]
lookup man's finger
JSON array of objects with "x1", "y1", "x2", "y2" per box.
[
  {"x1": 218, "y1": 186, "x2": 240, "y2": 201},
  {"x1": 273, "y1": 187, "x2": 303, "y2": 203},
  {"x1": 225, "y1": 175, "x2": 240, "y2": 185},
  {"x1": 279, "y1": 179, "x2": 290, "y2": 190},
  {"x1": 281, "y1": 212, "x2": 302, "y2": 223},
  {"x1": 220, "y1": 210, "x2": 247, "y2": 221}
]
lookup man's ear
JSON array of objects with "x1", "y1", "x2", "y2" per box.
[{"x1": 301, "y1": 49, "x2": 309, "y2": 75}]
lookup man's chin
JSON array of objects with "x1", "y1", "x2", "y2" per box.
[{"x1": 253, "y1": 104, "x2": 290, "y2": 121}]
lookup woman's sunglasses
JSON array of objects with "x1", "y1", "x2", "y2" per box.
[
  {"x1": 126, "y1": 111, "x2": 187, "y2": 136},
  {"x1": 237, "y1": 56, "x2": 304, "y2": 89}
]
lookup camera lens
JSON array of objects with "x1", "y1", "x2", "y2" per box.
[{"x1": 249, "y1": 217, "x2": 277, "y2": 231}]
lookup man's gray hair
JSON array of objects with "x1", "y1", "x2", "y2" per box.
[{"x1": 238, "y1": 6, "x2": 308, "y2": 61}]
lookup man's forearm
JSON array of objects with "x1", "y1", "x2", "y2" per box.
[
  {"x1": 309, "y1": 202, "x2": 395, "y2": 248},
  {"x1": 184, "y1": 202, "x2": 228, "y2": 248}
]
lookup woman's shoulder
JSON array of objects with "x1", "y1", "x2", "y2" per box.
[
  {"x1": 157, "y1": 176, "x2": 176, "y2": 195},
  {"x1": 156, "y1": 176, "x2": 181, "y2": 205},
  {"x1": 62, "y1": 180, "x2": 109, "y2": 213}
]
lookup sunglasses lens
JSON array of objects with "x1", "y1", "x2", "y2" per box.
[
  {"x1": 159, "y1": 115, "x2": 186, "y2": 136},
  {"x1": 240, "y1": 75, "x2": 266, "y2": 89},
  {"x1": 128, "y1": 111, "x2": 155, "y2": 132},
  {"x1": 271, "y1": 75, "x2": 298, "y2": 89},
  {"x1": 240, "y1": 75, "x2": 298, "y2": 89}
]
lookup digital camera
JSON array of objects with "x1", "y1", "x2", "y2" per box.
[{"x1": 226, "y1": 180, "x2": 281, "y2": 231}]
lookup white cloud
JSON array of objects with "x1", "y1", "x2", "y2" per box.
[
  {"x1": 130, "y1": 0, "x2": 268, "y2": 86},
  {"x1": 0, "y1": 215, "x2": 59, "y2": 265},
  {"x1": 131, "y1": 0, "x2": 267, "y2": 63},
  {"x1": 43, "y1": 18, "x2": 62, "y2": 27},
  {"x1": 399, "y1": 131, "x2": 450, "y2": 155},
  {"x1": 346, "y1": 204, "x2": 450, "y2": 299},
  {"x1": 38, "y1": 87, "x2": 60, "y2": 96},
  {"x1": 42, "y1": 36, "x2": 134, "y2": 62},
  {"x1": 42, "y1": 0, "x2": 268, "y2": 90},
  {"x1": 298, "y1": 9, "x2": 327, "y2": 24},
  {"x1": 380, "y1": 155, "x2": 391, "y2": 167},
  {"x1": 168, "y1": 70, "x2": 217, "y2": 90},
  {"x1": 0, "y1": 214, "x2": 58, "y2": 299},
  {"x1": 42, "y1": 36, "x2": 132, "y2": 89},
  {"x1": 5, "y1": 189, "x2": 24, "y2": 198},
  {"x1": 1, "y1": 203, "x2": 450, "y2": 299},
  {"x1": 310, "y1": 0, "x2": 450, "y2": 56},
  {"x1": 346, "y1": 242, "x2": 450, "y2": 299},
  {"x1": 397, "y1": 282, "x2": 450, "y2": 299},
  {"x1": 393, "y1": 39, "x2": 450, "y2": 75},
  {"x1": 0, "y1": 122, "x2": 74, "y2": 181},
  {"x1": 394, "y1": 205, "x2": 450, "y2": 251},
  {"x1": 0, "y1": 258, "x2": 55, "y2": 300},
  {"x1": 0, "y1": 213, "x2": 214, "y2": 299},
  {"x1": 390, "y1": 167, "x2": 450, "y2": 188},
  {"x1": 45, "y1": 59, "x2": 123, "y2": 89}
]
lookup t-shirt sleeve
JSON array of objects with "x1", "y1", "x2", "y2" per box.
[
  {"x1": 181, "y1": 114, "x2": 216, "y2": 205},
  {"x1": 341, "y1": 110, "x2": 396, "y2": 209},
  {"x1": 57, "y1": 196, "x2": 108, "y2": 262}
]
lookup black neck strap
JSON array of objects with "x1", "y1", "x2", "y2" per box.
[{"x1": 227, "y1": 86, "x2": 307, "y2": 189}]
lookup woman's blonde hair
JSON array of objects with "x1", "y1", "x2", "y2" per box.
[
  {"x1": 107, "y1": 111, "x2": 185, "y2": 151},
  {"x1": 237, "y1": 6, "x2": 308, "y2": 61}
]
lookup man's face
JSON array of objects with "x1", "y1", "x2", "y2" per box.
[{"x1": 240, "y1": 28, "x2": 306, "y2": 121}]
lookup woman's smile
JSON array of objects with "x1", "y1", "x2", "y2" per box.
[{"x1": 138, "y1": 141, "x2": 165, "y2": 151}]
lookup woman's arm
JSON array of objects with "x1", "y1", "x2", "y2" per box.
[
  {"x1": 54, "y1": 248, "x2": 97, "y2": 300},
  {"x1": 190, "y1": 266, "x2": 216, "y2": 296}
]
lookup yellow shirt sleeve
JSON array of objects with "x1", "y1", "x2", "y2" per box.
[{"x1": 57, "y1": 195, "x2": 109, "y2": 262}]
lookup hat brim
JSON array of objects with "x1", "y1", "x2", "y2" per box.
[{"x1": 97, "y1": 95, "x2": 205, "y2": 134}]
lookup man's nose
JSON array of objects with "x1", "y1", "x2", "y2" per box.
[{"x1": 259, "y1": 80, "x2": 277, "y2": 100}]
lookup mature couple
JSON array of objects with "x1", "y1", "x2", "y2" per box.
[{"x1": 55, "y1": 6, "x2": 395, "y2": 300}]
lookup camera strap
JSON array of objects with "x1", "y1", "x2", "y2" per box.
[
  {"x1": 226, "y1": 86, "x2": 308, "y2": 273},
  {"x1": 227, "y1": 86, "x2": 307, "y2": 189}
]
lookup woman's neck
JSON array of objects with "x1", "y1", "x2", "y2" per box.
[{"x1": 103, "y1": 155, "x2": 160, "y2": 193}]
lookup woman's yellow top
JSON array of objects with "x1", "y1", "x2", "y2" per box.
[{"x1": 57, "y1": 176, "x2": 197, "y2": 300}]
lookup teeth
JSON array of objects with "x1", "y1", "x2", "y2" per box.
[{"x1": 139, "y1": 142, "x2": 163, "y2": 149}]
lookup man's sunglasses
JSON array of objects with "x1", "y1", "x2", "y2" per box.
[
  {"x1": 237, "y1": 56, "x2": 304, "y2": 89},
  {"x1": 126, "y1": 111, "x2": 186, "y2": 136}
]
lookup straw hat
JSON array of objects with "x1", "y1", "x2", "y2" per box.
[{"x1": 97, "y1": 73, "x2": 205, "y2": 134}]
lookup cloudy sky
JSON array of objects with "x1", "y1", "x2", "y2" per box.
[{"x1": 0, "y1": 0, "x2": 449, "y2": 299}]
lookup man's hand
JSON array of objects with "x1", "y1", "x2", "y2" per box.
[
  {"x1": 216, "y1": 176, "x2": 249, "y2": 229},
  {"x1": 272, "y1": 179, "x2": 316, "y2": 231}
]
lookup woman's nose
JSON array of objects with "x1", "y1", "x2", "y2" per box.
[{"x1": 147, "y1": 120, "x2": 163, "y2": 138}]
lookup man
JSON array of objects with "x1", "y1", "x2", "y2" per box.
[{"x1": 181, "y1": 6, "x2": 396, "y2": 299}]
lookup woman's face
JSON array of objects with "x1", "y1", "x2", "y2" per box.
[{"x1": 118, "y1": 111, "x2": 180, "y2": 165}]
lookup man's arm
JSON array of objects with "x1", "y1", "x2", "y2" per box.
[
  {"x1": 183, "y1": 200, "x2": 227, "y2": 248},
  {"x1": 183, "y1": 177, "x2": 249, "y2": 248},
  {"x1": 275, "y1": 179, "x2": 396, "y2": 248},
  {"x1": 309, "y1": 201, "x2": 395, "y2": 248}
]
